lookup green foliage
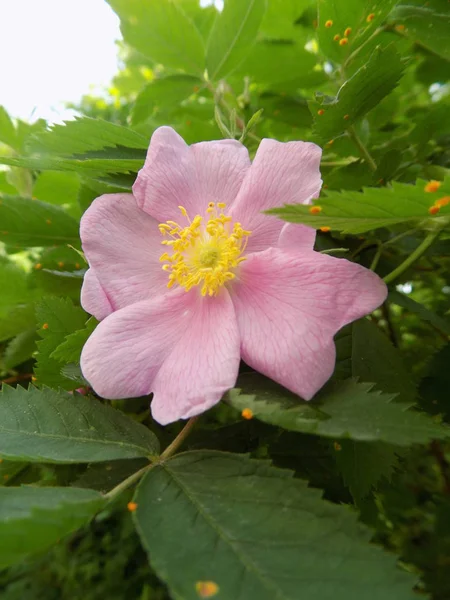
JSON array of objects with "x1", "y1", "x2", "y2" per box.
[
  {"x1": 0, "y1": 486, "x2": 105, "y2": 569},
  {"x1": 134, "y1": 451, "x2": 417, "y2": 600},
  {"x1": 229, "y1": 375, "x2": 449, "y2": 445},
  {"x1": 206, "y1": 0, "x2": 267, "y2": 80},
  {"x1": 0, "y1": 385, "x2": 159, "y2": 463},
  {"x1": 269, "y1": 178, "x2": 450, "y2": 233},
  {"x1": 51, "y1": 318, "x2": 97, "y2": 364}
]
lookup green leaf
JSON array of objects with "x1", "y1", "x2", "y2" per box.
[
  {"x1": 317, "y1": 0, "x2": 398, "y2": 64},
  {"x1": 51, "y1": 318, "x2": 97, "y2": 365},
  {"x1": 1, "y1": 329, "x2": 38, "y2": 370},
  {"x1": 32, "y1": 171, "x2": 81, "y2": 214},
  {"x1": 268, "y1": 177, "x2": 450, "y2": 234},
  {"x1": 312, "y1": 45, "x2": 405, "y2": 143},
  {"x1": 0, "y1": 106, "x2": 19, "y2": 151},
  {"x1": 134, "y1": 450, "x2": 417, "y2": 599},
  {"x1": 35, "y1": 297, "x2": 88, "y2": 390},
  {"x1": 420, "y1": 342, "x2": 450, "y2": 420},
  {"x1": 389, "y1": 5, "x2": 450, "y2": 61},
  {"x1": 131, "y1": 75, "x2": 202, "y2": 125},
  {"x1": 0, "y1": 196, "x2": 80, "y2": 247},
  {"x1": 0, "y1": 304, "x2": 36, "y2": 344},
  {"x1": 28, "y1": 117, "x2": 148, "y2": 156},
  {"x1": 206, "y1": 0, "x2": 267, "y2": 81},
  {"x1": 333, "y1": 439, "x2": 400, "y2": 501},
  {"x1": 0, "y1": 460, "x2": 27, "y2": 486},
  {"x1": 228, "y1": 375, "x2": 448, "y2": 446},
  {"x1": 108, "y1": 0, "x2": 205, "y2": 74},
  {"x1": 0, "y1": 155, "x2": 145, "y2": 176},
  {"x1": 388, "y1": 290, "x2": 450, "y2": 337},
  {"x1": 351, "y1": 318, "x2": 417, "y2": 406},
  {"x1": 0, "y1": 486, "x2": 105, "y2": 569},
  {"x1": 0, "y1": 385, "x2": 159, "y2": 463}
]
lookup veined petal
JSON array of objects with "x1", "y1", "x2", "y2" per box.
[
  {"x1": 80, "y1": 193, "x2": 168, "y2": 313},
  {"x1": 132, "y1": 126, "x2": 250, "y2": 223},
  {"x1": 80, "y1": 269, "x2": 113, "y2": 321},
  {"x1": 81, "y1": 289, "x2": 240, "y2": 425},
  {"x1": 277, "y1": 223, "x2": 317, "y2": 251},
  {"x1": 232, "y1": 248, "x2": 387, "y2": 400},
  {"x1": 231, "y1": 139, "x2": 322, "y2": 253}
]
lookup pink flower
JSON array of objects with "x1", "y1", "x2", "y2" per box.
[{"x1": 80, "y1": 127, "x2": 387, "y2": 425}]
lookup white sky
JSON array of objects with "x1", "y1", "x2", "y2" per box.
[{"x1": 0, "y1": 0, "x2": 121, "y2": 122}]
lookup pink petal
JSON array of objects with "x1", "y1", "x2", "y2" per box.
[
  {"x1": 132, "y1": 126, "x2": 251, "y2": 223},
  {"x1": 277, "y1": 223, "x2": 316, "y2": 251},
  {"x1": 80, "y1": 193, "x2": 168, "y2": 313},
  {"x1": 80, "y1": 289, "x2": 240, "y2": 425},
  {"x1": 80, "y1": 269, "x2": 113, "y2": 321},
  {"x1": 232, "y1": 248, "x2": 387, "y2": 400},
  {"x1": 231, "y1": 139, "x2": 322, "y2": 253}
]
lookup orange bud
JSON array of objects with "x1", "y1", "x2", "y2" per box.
[
  {"x1": 429, "y1": 205, "x2": 440, "y2": 215},
  {"x1": 320, "y1": 226, "x2": 331, "y2": 232},
  {"x1": 127, "y1": 502, "x2": 138, "y2": 512},
  {"x1": 42, "y1": 323, "x2": 49, "y2": 330},
  {"x1": 339, "y1": 37, "x2": 348, "y2": 46},
  {"x1": 367, "y1": 13, "x2": 375, "y2": 22},
  {"x1": 435, "y1": 196, "x2": 450, "y2": 209},
  {"x1": 344, "y1": 27, "x2": 352, "y2": 36},
  {"x1": 333, "y1": 34, "x2": 340, "y2": 41},
  {"x1": 334, "y1": 442, "x2": 342, "y2": 451},
  {"x1": 195, "y1": 581, "x2": 219, "y2": 598},
  {"x1": 309, "y1": 206, "x2": 322, "y2": 215},
  {"x1": 241, "y1": 408, "x2": 253, "y2": 420},
  {"x1": 325, "y1": 19, "x2": 333, "y2": 28},
  {"x1": 424, "y1": 180, "x2": 441, "y2": 193},
  {"x1": 343, "y1": 114, "x2": 350, "y2": 120},
  {"x1": 317, "y1": 109, "x2": 325, "y2": 116}
]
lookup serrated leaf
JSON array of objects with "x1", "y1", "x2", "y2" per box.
[
  {"x1": 131, "y1": 75, "x2": 201, "y2": 125},
  {"x1": 228, "y1": 375, "x2": 449, "y2": 446},
  {"x1": 0, "y1": 195, "x2": 80, "y2": 247},
  {"x1": 1, "y1": 329, "x2": 38, "y2": 370},
  {"x1": 0, "y1": 106, "x2": 19, "y2": 151},
  {"x1": 268, "y1": 177, "x2": 450, "y2": 234},
  {"x1": 51, "y1": 318, "x2": 97, "y2": 364},
  {"x1": 74, "y1": 458, "x2": 148, "y2": 493},
  {"x1": 35, "y1": 297, "x2": 87, "y2": 390},
  {"x1": 0, "y1": 155, "x2": 145, "y2": 176},
  {"x1": 27, "y1": 117, "x2": 148, "y2": 155},
  {"x1": 333, "y1": 439, "x2": 400, "y2": 502},
  {"x1": 206, "y1": 0, "x2": 267, "y2": 81},
  {"x1": 312, "y1": 45, "x2": 405, "y2": 143},
  {"x1": 108, "y1": 0, "x2": 205, "y2": 74},
  {"x1": 317, "y1": 0, "x2": 398, "y2": 65},
  {"x1": 389, "y1": 5, "x2": 450, "y2": 61},
  {"x1": 0, "y1": 385, "x2": 159, "y2": 463},
  {"x1": 0, "y1": 486, "x2": 105, "y2": 569},
  {"x1": 134, "y1": 450, "x2": 417, "y2": 599}
]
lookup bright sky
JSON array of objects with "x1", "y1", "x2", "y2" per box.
[{"x1": 0, "y1": 0, "x2": 121, "y2": 123}]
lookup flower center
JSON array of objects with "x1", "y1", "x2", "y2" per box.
[{"x1": 159, "y1": 202, "x2": 251, "y2": 296}]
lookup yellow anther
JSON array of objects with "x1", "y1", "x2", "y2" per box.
[
  {"x1": 178, "y1": 206, "x2": 189, "y2": 218},
  {"x1": 159, "y1": 204, "x2": 251, "y2": 296},
  {"x1": 424, "y1": 180, "x2": 441, "y2": 193}
]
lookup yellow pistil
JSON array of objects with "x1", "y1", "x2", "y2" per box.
[{"x1": 159, "y1": 203, "x2": 251, "y2": 297}]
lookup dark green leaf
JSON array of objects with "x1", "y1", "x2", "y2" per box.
[
  {"x1": 388, "y1": 290, "x2": 450, "y2": 337},
  {"x1": 206, "y1": 0, "x2": 267, "y2": 80},
  {"x1": 0, "y1": 385, "x2": 159, "y2": 463},
  {"x1": 0, "y1": 486, "x2": 105, "y2": 569},
  {"x1": 1, "y1": 329, "x2": 38, "y2": 370},
  {"x1": 0, "y1": 196, "x2": 80, "y2": 247},
  {"x1": 134, "y1": 450, "x2": 417, "y2": 599},
  {"x1": 51, "y1": 318, "x2": 97, "y2": 365},
  {"x1": 228, "y1": 375, "x2": 448, "y2": 445}
]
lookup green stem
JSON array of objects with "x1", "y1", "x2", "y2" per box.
[
  {"x1": 104, "y1": 416, "x2": 199, "y2": 501},
  {"x1": 370, "y1": 244, "x2": 383, "y2": 271},
  {"x1": 104, "y1": 464, "x2": 152, "y2": 501},
  {"x1": 347, "y1": 126, "x2": 377, "y2": 172},
  {"x1": 160, "y1": 416, "x2": 199, "y2": 460},
  {"x1": 383, "y1": 229, "x2": 442, "y2": 285}
]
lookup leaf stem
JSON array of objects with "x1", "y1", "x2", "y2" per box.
[
  {"x1": 104, "y1": 464, "x2": 153, "y2": 501},
  {"x1": 383, "y1": 228, "x2": 442, "y2": 285},
  {"x1": 347, "y1": 126, "x2": 377, "y2": 172},
  {"x1": 160, "y1": 416, "x2": 199, "y2": 460}
]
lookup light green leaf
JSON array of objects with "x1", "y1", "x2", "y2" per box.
[
  {"x1": 1, "y1": 329, "x2": 38, "y2": 370},
  {"x1": 0, "y1": 195, "x2": 80, "y2": 247},
  {"x1": 0, "y1": 385, "x2": 159, "y2": 463},
  {"x1": 28, "y1": 117, "x2": 148, "y2": 155},
  {"x1": 131, "y1": 75, "x2": 201, "y2": 125},
  {"x1": 0, "y1": 305, "x2": 36, "y2": 344},
  {"x1": 268, "y1": 178, "x2": 450, "y2": 234},
  {"x1": 32, "y1": 171, "x2": 81, "y2": 215},
  {"x1": 0, "y1": 106, "x2": 19, "y2": 151},
  {"x1": 35, "y1": 297, "x2": 87, "y2": 390},
  {"x1": 134, "y1": 450, "x2": 417, "y2": 599},
  {"x1": 0, "y1": 155, "x2": 145, "y2": 176},
  {"x1": 206, "y1": 0, "x2": 267, "y2": 81},
  {"x1": 108, "y1": 0, "x2": 205, "y2": 74},
  {"x1": 51, "y1": 318, "x2": 97, "y2": 364},
  {"x1": 228, "y1": 375, "x2": 448, "y2": 446},
  {"x1": 389, "y1": 5, "x2": 450, "y2": 61},
  {"x1": 312, "y1": 45, "x2": 405, "y2": 143},
  {"x1": 0, "y1": 486, "x2": 105, "y2": 569},
  {"x1": 317, "y1": 0, "x2": 398, "y2": 65}
]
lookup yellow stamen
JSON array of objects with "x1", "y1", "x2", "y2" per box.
[{"x1": 159, "y1": 204, "x2": 251, "y2": 297}]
